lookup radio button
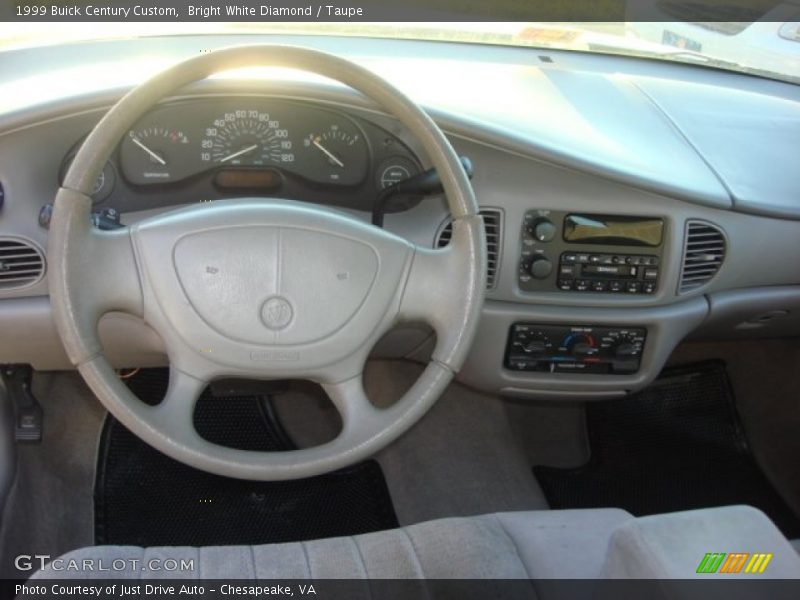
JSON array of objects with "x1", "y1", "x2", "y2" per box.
[
  {"x1": 577, "y1": 254, "x2": 590, "y2": 263},
  {"x1": 609, "y1": 281, "x2": 624, "y2": 293},
  {"x1": 644, "y1": 268, "x2": 659, "y2": 280},
  {"x1": 592, "y1": 281, "x2": 607, "y2": 292},
  {"x1": 562, "y1": 253, "x2": 577, "y2": 263},
  {"x1": 643, "y1": 282, "x2": 657, "y2": 294},
  {"x1": 557, "y1": 278, "x2": 574, "y2": 291},
  {"x1": 575, "y1": 280, "x2": 590, "y2": 291},
  {"x1": 559, "y1": 264, "x2": 576, "y2": 277},
  {"x1": 626, "y1": 281, "x2": 642, "y2": 293}
]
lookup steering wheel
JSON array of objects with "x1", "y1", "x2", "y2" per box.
[{"x1": 48, "y1": 45, "x2": 485, "y2": 481}]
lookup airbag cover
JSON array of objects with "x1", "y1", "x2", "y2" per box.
[{"x1": 173, "y1": 226, "x2": 378, "y2": 345}]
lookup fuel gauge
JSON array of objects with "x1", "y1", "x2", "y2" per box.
[{"x1": 301, "y1": 122, "x2": 368, "y2": 186}]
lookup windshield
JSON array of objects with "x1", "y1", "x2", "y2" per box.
[{"x1": 1, "y1": 20, "x2": 799, "y2": 84}]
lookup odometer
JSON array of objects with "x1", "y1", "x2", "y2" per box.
[{"x1": 200, "y1": 110, "x2": 294, "y2": 167}]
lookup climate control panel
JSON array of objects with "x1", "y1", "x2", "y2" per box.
[{"x1": 504, "y1": 323, "x2": 647, "y2": 375}]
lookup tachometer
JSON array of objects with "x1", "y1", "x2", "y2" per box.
[{"x1": 200, "y1": 110, "x2": 294, "y2": 167}]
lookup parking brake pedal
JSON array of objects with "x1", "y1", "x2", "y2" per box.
[{"x1": 1, "y1": 365, "x2": 42, "y2": 443}]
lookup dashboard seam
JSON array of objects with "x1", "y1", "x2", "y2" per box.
[{"x1": 630, "y1": 80, "x2": 736, "y2": 206}]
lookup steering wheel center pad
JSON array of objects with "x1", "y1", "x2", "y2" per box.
[{"x1": 133, "y1": 199, "x2": 413, "y2": 379}]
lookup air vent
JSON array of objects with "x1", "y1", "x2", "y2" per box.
[
  {"x1": 0, "y1": 237, "x2": 46, "y2": 289},
  {"x1": 678, "y1": 221, "x2": 726, "y2": 294},
  {"x1": 436, "y1": 209, "x2": 502, "y2": 290}
]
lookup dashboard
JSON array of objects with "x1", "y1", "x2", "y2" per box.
[
  {"x1": 62, "y1": 98, "x2": 421, "y2": 214},
  {"x1": 1, "y1": 35, "x2": 799, "y2": 401}
]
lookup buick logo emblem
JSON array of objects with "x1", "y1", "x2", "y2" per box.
[{"x1": 261, "y1": 296, "x2": 293, "y2": 330}]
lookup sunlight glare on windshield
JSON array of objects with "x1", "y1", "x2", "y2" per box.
[{"x1": 0, "y1": 20, "x2": 797, "y2": 84}]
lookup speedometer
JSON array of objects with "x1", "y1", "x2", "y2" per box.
[{"x1": 200, "y1": 110, "x2": 294, "y2": 167}]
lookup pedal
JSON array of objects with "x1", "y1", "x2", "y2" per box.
[{"x1": 1, "y1": 365, "x2": 43, "y2": 443}]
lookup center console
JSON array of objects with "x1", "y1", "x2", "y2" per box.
[
  {"x1": 518, "y1": 210, "x2": 665, "y2": 295},
  {"x1": 505, "y1": 211, "x2": 662, "y2": 378}
]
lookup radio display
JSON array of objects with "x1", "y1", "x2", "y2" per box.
[{"x1": 563, "y1": 214, "x2": 664, "y2": 247}]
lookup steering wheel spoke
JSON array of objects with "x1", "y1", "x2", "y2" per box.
[
  {"x1": 322, "y1": 374, "x2": 383, "y2": 434},
  {"x1": 399, "y1": 215, "x2": 486, "y2": 370},
  {"x1": 49, "y1": 187, "x2": 143, "y2": 365},
  {"x1": 151, "y1": 367, "x2": 208, "y2": 428}
]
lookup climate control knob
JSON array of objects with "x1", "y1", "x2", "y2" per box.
[
  {"x1": 571, "y1": 342, "x2": 595, "y2": 357},
  {"x1": 532, "y1": 218, "x2": 556, "y2": 242},
  {"x1": 528, "y1": 256, "x2": 553, "y2": 279},
  {"x1": 614, "y1": 342, "x2": 639, "y2": 358},
  {"x1": 523, "y1": 339, "x2": 548, "y2": 355}
]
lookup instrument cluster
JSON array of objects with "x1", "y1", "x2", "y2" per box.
[{"x1": 61, "y1": 98, "x2": 422, "y2": 214}]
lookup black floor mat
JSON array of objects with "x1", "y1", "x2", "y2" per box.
[
  {"x1": 95, "y1": 369, "x2": 398, "y2": 546},
  {"x1": 534, "y1": 360, "x2": 800, "y2": 538}
]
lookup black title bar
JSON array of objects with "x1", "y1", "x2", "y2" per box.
[{"x1": 0, "y1": 0, "x2": 781, "y2": 22}]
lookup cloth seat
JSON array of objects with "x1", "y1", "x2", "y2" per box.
[
  {"x1": 33, "y1": 509, "x2": 631, "y2": 580},
  {"x1": 33, "y1": 506, "x2": 800, "y2": 581}
]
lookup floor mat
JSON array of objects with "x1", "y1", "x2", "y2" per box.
[
  {"x1": 95, "y1": 369, "x2": 398, "y2": 546},
  {"x1": 534, "y1": 360, "x2": 800, "y2": 538}
]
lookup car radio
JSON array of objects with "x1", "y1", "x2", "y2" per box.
[
  {"x1": 518, "y1": 211, "x2": 665, "y2": 295},
  {"x1": 504, "y1": 323, "x2": 647, "y2": 374}
]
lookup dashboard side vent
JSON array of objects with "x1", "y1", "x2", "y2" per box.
[
  {"x1": 0, "y1": 237, "x2": 46, "y2": 289},
  {"x1": 678, "y1": 220, "x2": 726, "y2": 294},
  {"x1": 436, "y1": 208, "x2": 503, "y2": 290}
]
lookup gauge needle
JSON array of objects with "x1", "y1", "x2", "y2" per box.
[
  {"x1": 312, "y1": 137, "x2": 344, "y2": 168},
  {"x1": 131, "y1": 137, "x2": 166, "y2": 165},
  {"x1": 219, "y1": 144, "x2": 259, "y2": 164}
]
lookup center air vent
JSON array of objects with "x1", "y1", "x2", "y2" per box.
[
  {"x1": 436, "y1": 208, "x2": 502, "y2": 290},
  {"x1": 0, "y1": 237, "x2": 46, "y2": 290},
  {"x1": 679, "y1": 220, "x2": 726, "y2": 294}
]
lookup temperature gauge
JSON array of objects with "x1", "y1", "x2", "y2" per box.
[{"x1": 120, "y1": 127, "x2": 190, "y2": 185}]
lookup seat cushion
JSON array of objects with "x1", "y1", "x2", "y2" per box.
[
  {"x1": 601, "y1": 505, "x2": 800, "y2": 579},
  {"x1": 33, "y1": 509, "x2": 632, "y2": 580}
]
